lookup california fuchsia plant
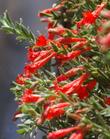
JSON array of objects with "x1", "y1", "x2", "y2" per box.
[{"x1": 1, "y1": 0, "x2": 110, "y2": 139}]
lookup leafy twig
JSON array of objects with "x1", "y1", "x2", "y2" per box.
[{"x1": 0, "y1": 10, "x2": 36, "y2": 44}]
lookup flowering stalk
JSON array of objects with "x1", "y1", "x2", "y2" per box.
[{"x1": 1, "y1": 0, "x2": 110, "y2": 139}]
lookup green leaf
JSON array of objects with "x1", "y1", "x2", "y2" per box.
[
  {"x1": 16, "y1": 128, "x2": 27, "y2": 134},
  {"x1": 60, "y1": 92, "x2": 70, "y2": 102},
  {"x1": 50, "y1": 41, "x2": 59, "y2": 52},
  {"x1": 24, "y1": 119, "x2": 34, "y2": 125},
  {"x1": 100, "y1": 107, "x2": 110, "y2": 117},
  {"x1": 0, "y1": 10, "x2": 36, "y2": 44}
]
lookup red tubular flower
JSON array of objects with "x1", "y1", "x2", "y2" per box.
[
  {"x1": 56, "y1": 66, "x2": 84, "y2": 82},
  {"x1": 56, "y1": 50, "x2": 82, "y2": 61},
  {"x1": 76, "y1": 80, "x2": 96, "y2": 99},
  {"x1": 27, "y1": 48, "x2": 41, "y2": 62},
  {"x1": 54, "y1": 73, "x2": 89, "y2": 96},
  {"x1": 50, "y1": 102, "x2": 70, "y2": 109},
  {"x1": 77, "y1": 11, "x2": 95, "y2": 28},
  {"x1": 58, "y1": 46, "x2": 90, "y2": 63},
  {"x1": 86, "y1": 80, "x2": 97, "y2": 91},
  {"x1": 83, "y1": 11, "x2": 95, "y2": 24},
  {"x1": 72, "y1": 41, "x2": 87, "y2": 50},
  {"x1": 57, "y1": 37, "x2": 86, "y2": 45},
  {"x1": 50, "y1": 40, "x2": 68, "y2": 49},
  {"x1": 69, "y1": 130, "x2": 84, "y2": 139},
  {"x1": 24, "y1": 52, "x2": 56, "y2": 77},
  {"x1": 21, "y1": 89, "x2": 43, "y2": 103},
  {"x1": 92, "y1": 2, "x2": 106, "y2": 18},
  {"x1": 44, "y1": 107, "x2": 65, "y2": 120},
  {"x1": 38, "y1": 4, "x2": 63, "y2": 17},
  {"x1": 34, "y1": 50, "x2": 54, "y2": 62},
  {"x1": 36, "y1": 35, "x2": 47, "y2": 46},
  {"x1": 22, "y1": 95, "x2": 44, "y2": 103},
  {"x1": 76, "y1": 85, "x2": 89, "y2": 100},
  {"x1": 47, "y1": 126, "x2": 81, "y2": 139},
  {"x1": 22, "y1": 89, "x2": 32, "y2": 95},
  {"x1": 48, "y1": 26, "x2": 78, "y2": 36},
  {"x1": 48, "y1": 26, "x2": 67, "y2": 36},
  {"x1": 105, "y1": 97, "x2": 110, "y2": 105},
  {"x1": 33, "y1": 51, "x2": 56, "y2": 68},
  {"x1": 16, "y1": 74, "x2": 26, "y2": 85},
  {"x1": 37, "y1": 108, "x2": 64, "y2": 124},
  {"x1": 48, "y1": 22, "x2": 55, "y2": 39},
  {"x1": 77, "y1": 2, "x2": 106, "y2": 28},
  {"x1": 61, "y1": 73, "x2": 89, "y2": 95},
  {"x1": 62, "y1": 73, "x2": 89, "y2": 91},
  {"x1": 24, "y1": 64, "x2": 36, "y2": 77},
  {"x1": 43, "y1": 102, "x2": 70, "y2": 120}
]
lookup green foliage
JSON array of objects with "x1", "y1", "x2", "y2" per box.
[{"x1": 0, "y1": 10, "x2": 36, "y2": 44}]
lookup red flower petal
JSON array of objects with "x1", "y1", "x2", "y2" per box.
[
  {"x1": 16, "y1": 74, "x2": 25, "y2": 85},
  {"x1": 21, "y1": 89, "x2": 43, "y2": 103},
  {"x1": 105, "y1": 97, "x2": 110, "y2": 105},
  {"x1": 69, "y1": 130, "x2": 84, "y2": 139},
  {"x1": 36, "y1": 35, "x2": 47, "y2": 46},
  {"x1": 47, "y1": 126, "x2": 81, "y2": 139},
  {"x1": 56, "y1": 66, "x2": 84, "y2": 82},
  {"x1": 43, "y1": 102, "x2": 70, "y2": 120}
]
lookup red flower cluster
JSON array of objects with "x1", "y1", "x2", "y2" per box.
[
  {"x1": 13, "y1": 1, "x2": 110, "y2": 139},
  {"x1": 21, "y1": 89, "x2": 44, "y2": 103},
  {"x1": 77, "y1": 2, "x2": 106, "y2": 28},
  {"x1": 15, "y1": 3, "x2": 98, "y2": 137},
  {"x1": 47, "y1": 125, "x2": 90, "y2": 139},
  {"x1": 42, "y1": 102, "x2": 70, "y2": 121}
]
